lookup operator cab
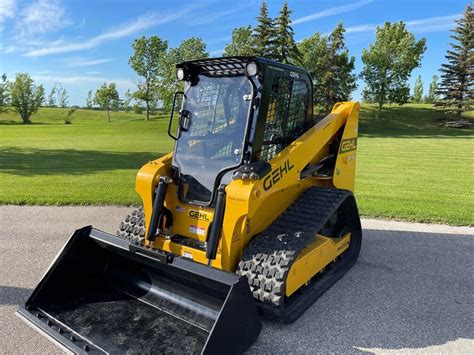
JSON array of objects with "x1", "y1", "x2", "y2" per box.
[{"x1": 168, "y1": 57, "x2": 313, "y2": 206}]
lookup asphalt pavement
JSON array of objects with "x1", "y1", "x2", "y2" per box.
[{"x1": 0, "y1": 205, "x2": 472, "y2": 354}]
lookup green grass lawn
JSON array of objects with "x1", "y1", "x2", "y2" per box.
[{"x1": 1, "y1": 105, "x2": 473, "y2": 225}]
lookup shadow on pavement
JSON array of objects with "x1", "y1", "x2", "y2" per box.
[
  {"x1": 0, "y1": 286, "x2": 32, "y2": 306},
  {"x1": 250, "y1": 228, "x2": 474, "y2": 353}
]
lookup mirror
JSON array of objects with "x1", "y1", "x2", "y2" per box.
[{"x1": 168, "y1": 91, "x2": 185, "y2": 140}]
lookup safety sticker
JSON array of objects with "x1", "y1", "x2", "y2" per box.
[{"x1": 189, "y1": 225, "x2": 206, "y2": 236}]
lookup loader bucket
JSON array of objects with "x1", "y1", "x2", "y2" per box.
[{"x1": 17, "y1": 226, "x2": 261, "y2": 354}]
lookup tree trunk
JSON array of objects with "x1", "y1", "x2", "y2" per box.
[
  {"x1": 107, "y1": 110, "x2": 111, "y2": 122},
  {"x1": 21, "y1": 113, "x2": 31, "y2": 124},
  {"x1": 377, "y1": 100, "x2": 383, "y2": 117},
  {"x1": 146, "y1": 101, "x2": 150, "y2": 121}
]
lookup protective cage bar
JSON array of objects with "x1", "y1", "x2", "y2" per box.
[
  {"x1": 177, "y1": 57, "x2": 250, "y2": 76},
  {"x1": 17, "y1": 227, "x2": 261, "y2": 354}
]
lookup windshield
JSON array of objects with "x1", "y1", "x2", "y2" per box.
[{"x1": 173, "y1": 74, "x2": 252, "y2": 203}]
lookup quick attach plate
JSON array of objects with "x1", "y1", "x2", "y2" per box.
[{"x1": 129, "y1": 241, "x2": 174, "y2": 264}]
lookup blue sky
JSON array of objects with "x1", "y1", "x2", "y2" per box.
[{"x1": 0, "y1": 0, "x2": 469, "y2": 106}]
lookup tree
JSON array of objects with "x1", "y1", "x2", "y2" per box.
[
  {"x1": 123, "y1": 89, "x2": 133, "y2": 112},
  {"x1": 0, "y1": 73, "x2": 10, "y2": 112},
  {"x1": 10, "y1": 73, "x2": 44, "y2": 124},
  {"x1": 253, "y1": 0, "x2": 276, "y2": 57},
  {"x1": 94, "y1": 83, "x2": 119, "y2": 122},
  {"x1": 360, "y1": 22, "x2": 426, "y2": 115},
  {"x1": 129, "y1": 36, "x2": 168, "y2": 121},
  {"x1": 274, "y1": 1, "x2": 301, "y2": 63},
  {"x1": 413, "y1": 75, "x2": 423, "y2": 103},
  {"x1": 59, "y1": 88, "x2": 69, "y2": 108},
  {"x1": 224, "y1": 26, "x2": 256, "y2": 56},
  {"x1": 47, "y1": 86, "x2": 56, "y2": 107},
  {"x1": 299, "y1": 23, "x2": 357, "y2": 111},
  {"x1": 436, "y1": 3, "x2": 473, "y2": 118},
  {"x1": 160, "y1": 37, "x2": 208, "y2": 111},
  {"x1": 86, "y1": 90, "x2": 93, "y2": 108},
  {"x1": 424, "y1": 75, "x2": 439, "y2": 103}
]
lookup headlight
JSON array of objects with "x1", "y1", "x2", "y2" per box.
[
  {"x1": 245, "y1": 61, "x2": 258, "y2": 77},
  {"x1": 176, "y1": 68, "x2": 185, "y2": 81}
]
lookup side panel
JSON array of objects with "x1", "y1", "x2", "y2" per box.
[{"x1": 333, "y1": 102, "x2": 360, "y2": 191}]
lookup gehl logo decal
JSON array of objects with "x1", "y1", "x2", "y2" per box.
[
  {"x1": 188, "y1": 210, "x2": 210, "y2": 221},
  {"x1": 339, "y1": 138, "x2": 357, "y2": 153},
  {"x1": 263, "y1": 160, "x2": 294, "y2": 191}
]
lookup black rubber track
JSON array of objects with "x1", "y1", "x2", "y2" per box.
[
  {"x1": 237, "y1": 186, "x2": 362, "y2": 323},
  {"x1": 117, "y1": 207, "x2": 145, "y2": 242}
]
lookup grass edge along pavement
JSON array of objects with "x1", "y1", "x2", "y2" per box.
[{"x1": 0, "y1": 104, "x2": 473, "y2": 226}]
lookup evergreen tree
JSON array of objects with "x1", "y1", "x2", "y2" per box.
[
  {"x1": 413, "y1": 75, "x2": 423, "y2": 103},
  {"x1": 436, "y1": 3, "x2": 474, "y2": 118},
  {"x1": 424, "y1": 75, "x2": 439, "y2": 103},
  {"x1": 253, "y1": 0, "x2": 276, "y2": 57},
  {"x1": 274, "y1": 1, "x2": 301, "y2": 63}
]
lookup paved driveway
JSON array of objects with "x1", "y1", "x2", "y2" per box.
[{"x1": 0, "y1": 206, "x2": 472, "y2": 354}]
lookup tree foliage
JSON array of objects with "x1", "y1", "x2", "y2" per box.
[
  {"x1": 412, "y1": 75, "x2": 423, "y2": 103},
  {"x1": 129, "y1": 36, "x2": 168, "y2": 121},
  {"x1": 86, "y1": 90, "x2": 93, "y2": 108},
  {"x1": 0, "y1": 73, "x2": 10, "y2": 112},
  {"x1": 436, "y1": 3, "x2": 473, "y2": 118},
  {"x1": 424, "y1": 75, "x2": 439, "y2": 103},
  {"x1": 10, "y1": 73, "x2": 44, "y2": 124},
  {"x1": 274, "y1": 1, "x2": 301, "y2": 64},
  {"x1": 360, "y1": 22, "x2": 426, "y2": 115},
  {"x1": 59, "y1": 88, "x2": 69, "y2": 108},
  {"x1": 94, "y1": 83, "x2": 119, "y2": 122},
  {"x1": 160, "y1": 37, "x2": 208, "y2": 110},
  {"x1": 123, "y1": 89, "x2": 133, "y2": 112},
  {"x1": 253, "y1": 0, "x2": 276, "y2": 57},
  {"x1": 224, "y1": 26, "x2": 255, "y2": 56},
  {"x1": 47, "y1": 86, "x2": 56, "y2": 107},
  {"x1": 299, "y1": 23, "x2": 357, "y2": 111}
]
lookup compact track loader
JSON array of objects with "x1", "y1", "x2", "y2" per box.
[{"x1": 18, "y1": 57, "x2": 362, "y2": 354}]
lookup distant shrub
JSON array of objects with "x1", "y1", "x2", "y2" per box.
[
  {"x1": 65, "y1": 107, "x2": 77, "y2": 124},
  {"x1": 133, "y1": 104, "x2": 143, "y2": 114}
]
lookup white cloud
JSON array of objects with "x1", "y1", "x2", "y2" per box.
[
  {"x1": 344, "y1": 14, "x2": 460, "y2": 36},
  {"x1": 406, "y1": 14, "x2": 460, "y2": 33},
  {"x1": 210, "y1": 48, "x2": 224, "y2": 57},
  {"x1": 24, "y1": 3, "x2": 202, "y2": 57},
  {"x1": 293, "y1": 0, "x2": 373, "y2": 25},
  {"x1": 15, "y1": 0, "x2": 71, "y2": 39},
  {"x1": 0, "y1": 0, "x2": 16, "y2": 23},
  {"x1": 346, "y1": 24, "x2": 376, "y2": 34},
  {"x1": 64, "y1": 57, "x2": 116, "y2": 67},
  {"x1": 32, "y1": 74, "x2": 135, "y2": 90}
]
